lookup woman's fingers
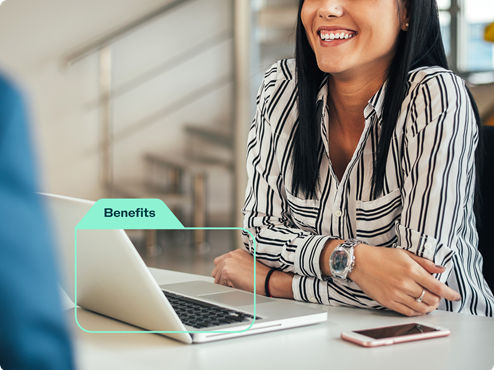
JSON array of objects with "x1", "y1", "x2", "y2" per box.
[
  {"x1": 391, "y1": 302, "x2": 423, "y2": 317},
  {"x1": 387, "y1": 288, "x2": 441, "y2": 316},
  {"x1": 414, "y1": 268, "x2": 461, "y2": 302},
  {"x1": 350, "y1": 246, "x2": 461, "y2": 316},
  {"x1": 212, "y1": 252, "x2": 235, "y2": 284},
  {"x1": 213, "y1": 252, "x2": 229, "y2": 266},
  {"x1": 416, "y1": 289, "x2": 441, "y2": 307},
  {"x1": 406, "y1": 251, "x2": 447, "y2": 274},
  {"x1": 402, "y1": 252, "x2": 461, "y2": 302},
  {"x1": 406, "y1": 290, "x2": 440, "y2": 314},
  {"x1": 211, "y1": 263, "x2": 220, "y2": 281}
]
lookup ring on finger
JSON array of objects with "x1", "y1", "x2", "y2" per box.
[{"x1": 415, "y1": 289, "x2": 426, "y2": 303}]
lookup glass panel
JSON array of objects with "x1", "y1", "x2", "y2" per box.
[
  {"x1": 465, "y1": 0, "x2": 494, "y2": 24},
  {"x1": 463, "y1": 0, "x2": 494, "y2": 71},
  {"x1": 439, "y1": 11, "x2": 451, "y2": 58},
  {"x1": 437, "y1": 0, "x2": 450, "y2": 10}
]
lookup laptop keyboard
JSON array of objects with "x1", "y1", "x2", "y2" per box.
[{"x1": 163, "y1": 291, "x2": 259, "y2": 329}]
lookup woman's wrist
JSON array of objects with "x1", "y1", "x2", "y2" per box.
[
  {"x1": 267, "y1": 270, "x2": 294, "y2": 299},
  {"x1": 319, "y1": 239, "x2": 343, "y2": 276},
  {"x1": 346, "y1": 243, "x2": 371, "y2": 283}
]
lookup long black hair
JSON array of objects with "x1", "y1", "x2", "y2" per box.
[{"x1": 292, "y1": 0, "x2": 483, "y2": 219}]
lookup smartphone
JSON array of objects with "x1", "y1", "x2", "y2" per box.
[{"x1": 341, "y1": 322, "x2": 451, "y2": 347}]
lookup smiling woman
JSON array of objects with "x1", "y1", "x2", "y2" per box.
[
  {"x1": 211, "y1": 0, "x2": 494, "y2": 317},
  {"x1": 301, "y1": 0, "x2": 407, "y2": 79}
]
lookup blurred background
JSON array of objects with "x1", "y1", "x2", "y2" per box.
[{"x1": 0, "y1": 0, "x2": 492, "y2": 276}]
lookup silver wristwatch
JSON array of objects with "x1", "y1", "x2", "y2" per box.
[{"x1": 329, "y1": 238, "x2": 367, "y2": 281}]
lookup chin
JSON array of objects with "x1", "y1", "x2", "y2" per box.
[
  {"x1": 316, "y1": 61, "x2": 346, "y2": 75},
  {"x1": 314, "y1": 54, "x2": 345, "y2": 74}
]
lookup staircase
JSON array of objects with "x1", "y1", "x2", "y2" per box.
[
  {"x1": 61, "y1": 0, "x2": 299, "y2": 255},
  {"x1": 112, "y1": 123, "x2": 235, "y2": 253}
]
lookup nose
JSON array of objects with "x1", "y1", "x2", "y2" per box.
[{"x1": 317, "y1": 1, "x2": 344, "y2": 19}]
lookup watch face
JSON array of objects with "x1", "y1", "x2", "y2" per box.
[{"x1": 332, "y1": 249, "x2": 349, "y2": 273}]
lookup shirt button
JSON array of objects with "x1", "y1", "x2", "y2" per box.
[
  {"x1": 424, "y1": 242, "x2": 433, "y2": 250},
  {"x1": 334, "y1": 209, "x2": 342, "y2": 217},
  {"x1": 309, "y1": 297, "x2": 317, "y2": 303}
]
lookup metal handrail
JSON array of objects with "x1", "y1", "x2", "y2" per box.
[
  {"x1": 81, "y1": 73, "x2": 233, "y2": 157},
  {"x1": 63, "y1": 0, "x2": 196, "y2": 66},
  {"x1": 114, "y1": 73, "x2": 233, "y2": 142},
  {"x1": 83, "y1": 29, "x2": 232, "y2": 111}
]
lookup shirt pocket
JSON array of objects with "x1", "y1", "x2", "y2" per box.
[
  {"x1": 355, "y1": 188, "x2": 402, "y2": 247},
  {"x1": 285, "y1": 190, "x2": 320, "y2": 234}
]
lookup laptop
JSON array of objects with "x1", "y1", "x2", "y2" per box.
[{"x1": 42, "y1": 193, "x2": 327, "y2": 344}]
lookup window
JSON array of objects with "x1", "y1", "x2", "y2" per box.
[{"x1": 439, "y1": 0, "x2": 494, "y2": 74}]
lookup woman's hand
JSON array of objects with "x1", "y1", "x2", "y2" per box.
[
  {"x1": 212, "y1": 249, "x2": 270, "y2": 294},
  {"x1": 211, "y1": 249, "x2": 294, "y2": 298},
  {"x1": 348, "y1": 244, "x2": 461, "y2": 316}
]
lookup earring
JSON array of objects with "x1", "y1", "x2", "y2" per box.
[{"x1": 406, "y1": 23, "x2": 409, "y2": 27}]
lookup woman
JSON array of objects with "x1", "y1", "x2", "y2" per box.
[{"x1": 212, "y1": 0, "x2": 494, "y2": 316}]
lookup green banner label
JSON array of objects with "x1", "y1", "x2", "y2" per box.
[{"x1": 76, "y1": 198, "x2": 184, "y2": 230}]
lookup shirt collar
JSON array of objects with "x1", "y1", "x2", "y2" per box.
[
  {"x1": 315, "y1": 74, "x2": 387, "y2": 121},
  {"x1": 316, "y1": 74, "x2": 330, "y2": 108},
  {"x1": 365, "y1": 81, "x2": 387, "y2": 120}
]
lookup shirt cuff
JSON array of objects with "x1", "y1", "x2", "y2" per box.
[
  {"x1": 292, "y1": 275, "x2": 331, "y2": 305},
  {"x1": 293, "y1": 235, "x2": 333, "y2": 280}
]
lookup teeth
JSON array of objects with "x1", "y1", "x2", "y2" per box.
[{"x1": 320, "y1": 32, "x2": 355, "y2": 41}]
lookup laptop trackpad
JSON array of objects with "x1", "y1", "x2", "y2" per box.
[{"x1": 200, "y1": 291, "x2": 272, "y2": 306}]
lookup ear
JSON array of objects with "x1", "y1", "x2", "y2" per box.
[{"x1": 399, "y1": 0, "x2": 410, "y2": 31}]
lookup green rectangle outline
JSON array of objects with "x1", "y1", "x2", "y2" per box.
[{"x1": 73, "y1": 227, "x2": 258, "y2": 334}]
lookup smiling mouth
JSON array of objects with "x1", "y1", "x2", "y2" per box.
[{"x1": 318, "y1": 30, "x2": 357, "y2": 41}]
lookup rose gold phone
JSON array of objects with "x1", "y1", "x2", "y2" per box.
[{"x1": 341, "y1": 322, "x2": 451, "y2": 347}]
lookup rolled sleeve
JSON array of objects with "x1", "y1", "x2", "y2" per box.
[
  {"x1": 293, "y1": 234, "x2": 332, "y2": 279},
  {"x1": 395, "y1": 223, "x2": 455, "y2": 283},
  {"x1": 397, "y1": 72, "x2": 476, "y2": 282},
  {"x1": 292, "y1": 275, "x2": 385, "y2": 309},
  {"x1": 395, "y1": 222, "x2": 442, "y2": 261}
]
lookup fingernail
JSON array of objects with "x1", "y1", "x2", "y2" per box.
[
  {"x1": 435, "y1": 264, "x2": 446, "y2": 269},
  {"x1": 455, "y1": 296, "x2": 462, "y2": 302}
]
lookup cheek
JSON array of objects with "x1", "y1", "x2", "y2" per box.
[
  {"x1": 363, "y1": 20, "x2": 401, "y2": 55},
  {"x1": 363, "y1": 5, "x2": 402, "y2": 50}
]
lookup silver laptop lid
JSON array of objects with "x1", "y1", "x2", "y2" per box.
[{"x1": 43, "y1": 193, "x2": 192, "y2": 343}]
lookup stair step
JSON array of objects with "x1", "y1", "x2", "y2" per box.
[
  {"x1": 109, "y1": 182, "x2": 193, "y2": 207},
  {"x1": 184, "y1": 124, "x2": 233, "y2": 149},
  {"x1": 144, "y1": 153, "x2": 233, "y2": 172}
]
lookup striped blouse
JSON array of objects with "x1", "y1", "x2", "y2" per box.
[{"x1": 241, "y1": 58, "x2": 494, "y2": 316}]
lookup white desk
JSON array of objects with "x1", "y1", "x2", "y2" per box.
[{"x1": 69, "y1": 268, "x2": 494, "y2": 370}]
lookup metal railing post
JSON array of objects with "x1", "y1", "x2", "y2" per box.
[
  {"x1": 449, "y1": 0, "x2": 461, "y2": 73},
  {"x1": 99, "y1": 45, "x2": 113, "y2": 195},
  {"x1": 233, "y1": 0, "x2": 256, "y2": 249}
]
